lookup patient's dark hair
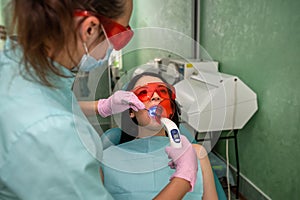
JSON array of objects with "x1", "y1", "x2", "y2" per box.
[{"x1": 119, "y1": 72, "x2": 180, "y2": 144}]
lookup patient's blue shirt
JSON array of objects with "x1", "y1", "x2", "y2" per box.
[{"x1": 101, "y1": 136, "x2": 203, "y2": 200}]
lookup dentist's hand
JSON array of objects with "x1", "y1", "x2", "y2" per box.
[
  {"x1": 97, "y1": 90, "x2": 145, "y2": 117},
  {"x1": 165, "y1": 135, "x2": 198, "y2": 192}
]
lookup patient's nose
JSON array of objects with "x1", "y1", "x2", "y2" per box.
[{"x1": 151, "y1": 92, "x2": 161, "y2": 101}]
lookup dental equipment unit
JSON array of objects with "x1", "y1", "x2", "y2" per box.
[{"x1": 139, "y1": 58, "x2": 258, "y2": 133}]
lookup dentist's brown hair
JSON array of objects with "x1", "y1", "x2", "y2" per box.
[{"x1": 9, "y1": 0, "x2": 125, "y2": 87}]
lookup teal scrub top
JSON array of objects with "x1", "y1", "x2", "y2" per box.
[
  {"x1": 101, "y1": 131, "x2": 203, "y2": 200},
  {"x1": 0, "y1": 41, "x2": 113, "y2": 200}
]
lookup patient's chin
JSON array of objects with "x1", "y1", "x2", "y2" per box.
[{"x1": 138, "y1": 123, "x2": 163, "y2": 137}]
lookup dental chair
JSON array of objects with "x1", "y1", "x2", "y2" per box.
[{"x1": 100, "y1": 125, "x2": 227, "y2": 200}]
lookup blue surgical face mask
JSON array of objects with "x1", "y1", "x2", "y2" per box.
[{"x1": 78, "y1": 42, "x2": 113, "y2": 72}]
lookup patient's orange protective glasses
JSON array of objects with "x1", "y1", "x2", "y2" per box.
[
  {"x1": 132, "y1": 82, "x2": 176, "y2": 102},
  {"x1": 74, "y1": 10, "x2": 134, "y2": 50}
]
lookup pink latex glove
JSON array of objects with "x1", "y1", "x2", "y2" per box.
[
  {"x1": 165, "y1": 135, "x2": 198, "y2": 192},
  {"x1": 97, "y1": 90, "x2": 145, "y2": 117}
]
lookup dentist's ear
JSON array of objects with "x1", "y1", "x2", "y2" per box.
[
  {"x1": 129, "y1": 109, "x2": 135, "y2": 118},
  {"x1": 79, "y1": 16, "x2": 100, "y2": 42}
]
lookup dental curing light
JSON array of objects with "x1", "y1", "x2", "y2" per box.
[{"x1": 148, "y1": 106, "x2": 182, "y2": 148}]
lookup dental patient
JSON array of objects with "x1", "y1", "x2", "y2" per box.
[{"x1": 100, "y1": 72, "x2": 218, "y2": 200}]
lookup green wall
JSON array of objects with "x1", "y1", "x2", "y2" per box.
[
  {"x1": 122, "y1": 0, "x2": 193, "y2": 71},
  {"x1": 200, "y1": 0, "x2": 300, "y2": 199}
]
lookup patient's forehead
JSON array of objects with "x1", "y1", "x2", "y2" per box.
[{"x1": 134, "y1": 76, "x2": 163, "y2": 88}]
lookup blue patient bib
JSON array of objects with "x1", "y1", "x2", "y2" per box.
[{"x1": 101, "y1": 136, "x2": 203, "y2": 200}]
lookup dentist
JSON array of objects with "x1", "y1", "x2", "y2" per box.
[{"x1": 0, "y1": 0, "x2": 198, "y2": 199}]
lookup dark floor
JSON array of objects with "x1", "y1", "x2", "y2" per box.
[
  {"x1": 219, "y1": 177, "x2": 247, "y2": 200},
  {"x1": 230, "y1": 188, "x2": 247, "y2": 200}
]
